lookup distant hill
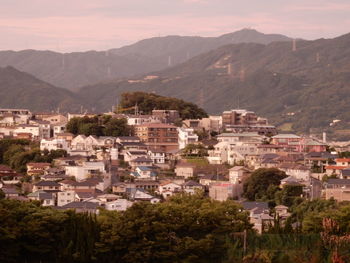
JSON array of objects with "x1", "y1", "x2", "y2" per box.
[
  {"x1": 0, "y1": 29, "x2": 291, "y2": 91},
  {"x1": 78, "y1": 32, "x2": 350, "y2": 136},
  {"x1": 0, "y1": 66, "x2": 82, "y2": 112},
  {"x1": 110, "y1": 28, "x2": 291, "y2": 66}
]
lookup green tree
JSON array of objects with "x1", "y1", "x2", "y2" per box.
[{"x1": 243, "y1": 168, "x2": 287, "y2": 201}]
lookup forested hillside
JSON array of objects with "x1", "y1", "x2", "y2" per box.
[
  {"x1": 0, "y1": 29, "x2": 290, "y2": 90},
  {"x1": 78, "y1": 32, "x2": 350, "y2": 135}
]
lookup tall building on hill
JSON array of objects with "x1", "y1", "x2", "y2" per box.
[
  {"x1": 134, "y1": 123, "x2": 179, "y2": 152},
  {"x1": 222, "y1": 109, "x2": 276, "y2": 135}
]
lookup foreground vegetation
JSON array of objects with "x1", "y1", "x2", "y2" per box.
[{"x1": 1, "y1": 193, "x2": 350, "y2": 263}]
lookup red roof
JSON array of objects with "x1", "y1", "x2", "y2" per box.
[{"x1": 336, "y1": 158, "x2": 350, "y2": 162}]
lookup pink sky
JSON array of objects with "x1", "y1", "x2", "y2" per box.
[{"x1": 0, "y1": 0, "x2": 349, "y2": 52}]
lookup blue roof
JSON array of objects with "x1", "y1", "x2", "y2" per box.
[{"x1": 137, "y1": 166, "x2": 153, "y2": 171}]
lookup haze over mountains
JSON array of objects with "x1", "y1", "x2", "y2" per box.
[
  {"x1": 0, "y1": 29, "x2": 290, "y2": 91},
  {"x1": 1, "y1": 28, "x2": 350, "y2": 135}
]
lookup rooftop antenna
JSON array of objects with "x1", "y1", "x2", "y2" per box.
[
  {"x1": 80, "y1": 105, "x2": 83, "y2": 114},
  {"x1": 168, "y1": 55, "x2": 172, "y2": 67},
  {"x1": 292, "y1": 39, "x2": 297, "y2": 52},
  {"x1": 134, "y1": 103, "x2": 139, "y2": 116}
]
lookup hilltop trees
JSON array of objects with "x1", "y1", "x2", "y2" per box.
[
  {"x1": 119, "y1": 92, "x2": 208, "y2": 119},
  {"x1": 66, "y1": 115, "x2": 131, "y2": 137}
]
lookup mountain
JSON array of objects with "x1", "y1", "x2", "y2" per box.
[
  {"x1": 0, "y1": 29, "x2": 291, "y2": 91},
  {"x1": 110, "y1": 28, "x2": 291, "y2": 69},
  {"x1": 0, "y1": 50, "x2": 165, "y2": 91},
  {"x1": 78, "y1": 32, "x2": 350, "y2": 137},
  {"x1": 0, "y1": 66, "x2": 83, "y2": 112}
]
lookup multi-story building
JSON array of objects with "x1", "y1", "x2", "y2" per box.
[
  {"x1": 134, "y1": 123, "x2": 179, "y2": 152},
  {"x1": 221, "y1": 109, "x2": 275, "y2": 135},
  {"x1": 178, "y1": 127, "x2": 198, "y2": 149},
  {"x1": 0, "y1": 108, "x2": 32, "y2": 125},
  {"x1": 151, "y1": 110, "x2": 180, "y2": 124}
]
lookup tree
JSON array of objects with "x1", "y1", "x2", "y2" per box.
[
  {"x1": 66, "y1": 115, "x2": 131, "y2": 137},
  {"x1": 243, "y1": 168, "x2": 287, "y2": 201}
]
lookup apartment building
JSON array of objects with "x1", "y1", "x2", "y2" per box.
[{"x1": 134, "y1": 123, "x2": 179, "y2": 152}]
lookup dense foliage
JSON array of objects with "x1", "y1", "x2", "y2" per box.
[
  {"x1": 243, "y1": 168, "x2": 287, "y2": 202},
  {"x1": 119, "y1": 92, "x2": 208, "y2": 119},
  {"x1": 0, "y1": 139, "x2": 66, "y2": 172},
  {"x1": 66, "y1": 115, "x2": 131, "y2": 137},
  {"x1": 1, "y1": 196, "x2": 350, "y2": 263},
  {"x1": 0, "y1": 194, "x2": 251, "y2": 263}
]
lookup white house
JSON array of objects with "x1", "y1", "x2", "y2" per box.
[
  {"x1": 65, "y1": 161, "x2": 106, "y2": 181},
  {"x1": 158, "y1": 182, "x2": 182, "y2": 198},
  {"x1": 105, "y1": 199, "x2": 133, "y2": 211},
  {"x1": 178, "y1": 127, "x2": 198, "y2": 149},
  {"x1": 13, "y1": 124, "x2": 40, "y2": 139},
  {"x1": 229, "y1": 166, "x2": 247, "y2": 184},
  {"x1": 40, "y1": 138, "x2": 69, "y2": 151},
  {"x1": 57, "y1": 190, "x2": 76, "y2": 206}
]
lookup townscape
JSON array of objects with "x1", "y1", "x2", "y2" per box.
[
  {"x1": 2, "y1": 0, "x2": 350, "y2": 262},
  {"x1": 1, "y1": 92, "x2": 350, "y2": 230}
]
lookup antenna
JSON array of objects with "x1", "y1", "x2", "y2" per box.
[
  {"x1": 292, "y1": 39, "x2": 297, "y2": 52},
  {"x1": 186, "y1": 51, "x2": 190, "y2": 60},
  {"x1": 107, "y1": 66, "x2": 111, "y2": 77},
  {"x1": 316, "y1": 52, "x2": 320, "y2": 63},
  {"x1": 168, "y1": 55, "x2": 172, "y2": 67}
]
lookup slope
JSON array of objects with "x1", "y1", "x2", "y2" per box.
[
  {"x1": 0, "y1": 66, "x2": 83, "y2": 112},
  {"x1": 0, "y1": 29, "x2": 291, "y2": 91},
  {"x1": 78, "y1": 32, "x2": 350, "y2": 135}
]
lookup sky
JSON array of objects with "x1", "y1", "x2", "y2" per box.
[{"x1": 0, "y1": 0, "x2": 349, "y2": 52}]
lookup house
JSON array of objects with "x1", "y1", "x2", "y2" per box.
[
  {"x1": 229, "y1": 166, "x2": 248, "y2": 184},
  {"x1": 129, "y1": 157, "x2": 153, "y2": 168},
  {"x1": 182, "y1": 180, "x2": 204, "y2": 194},
  {"x1": 271, "y1": 134, "x2": 302, "y2": 152},
  {"x1": 27, "y1": 191, "x2": 56, "y2": 206},
  {"x1": 241, "y1": 201, "x2": 272, "y2": 234},
  {"x1": 128, "y1": 188, "x2": 160, "y2": 203},
  {"x1": 13, "y1": 124, "x2": 40, "y2": 140},
  {"x1": 175, "y1": 163, "x2": 195, "y2": 179},
  {"x1": 59, "y1": 201, "x2": 99, "y2": 214},
  {"x1": 105, "y1": 199, "x2": 133, "y2": 211},
  {"x1": 147, "y1": 149, "x2": 166, "y2": 164},
  {"x1": 1, "y1": 186, "x2": 20, "y2": 198},
  {"x1": 57, "y1": 190, "x2": 76, "y2": 206},
  {"x1": 65, "y1": 161, "x2": 106, "y2": 181},
  {"x1": 158, "y1": 182, "x2": 182, "y2": 198},
  {"x1": 325, "y1": 179, "x2": 350, "y2": 202},
  {"x1": 278, "y1": 164, "x2": 310, "y2": 181},
  {"x1": 209, "y1": 182, "x2": 241, "y2": 201},
  {"x1": 0, "y1": 108, "x2": 32, "y2": 124},
  {"x1": 33, "y1": 181, "x2": 61, "y2": 192},
  {"x1": 199, "y1": 174, "x2": 227, "y2": 186},
  {"x1": 26, "y1": 162, "x2": 51, "y2": 176},
  {"x1": 217, "y1": 132, "x2": 263, "y2": 144},
  {"x1": 178, "y1": 127, "x2": 198, "y2": 149},
  {"x1": 29, "y1": 120, "x2": 51, "y2": 139},
  {"x1": 40, "y1": 138, "x2": 69, "y2": 151},
  {"x1": 131, "y1": 166, "x2": 157, "y2": 180},
  {"x1": 0, "y1": 165, "x2": 23, "y2": 184}
]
